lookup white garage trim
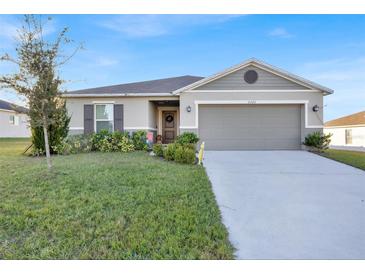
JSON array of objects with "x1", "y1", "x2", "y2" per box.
[{"x1": 179, "y1": 100, "x2": 323, "y2": 129}]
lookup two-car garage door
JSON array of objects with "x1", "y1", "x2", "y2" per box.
[{"x1": 199, "y1": 104, "x2": 301, "y2": 150}]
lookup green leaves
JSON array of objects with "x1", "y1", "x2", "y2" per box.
[
  {"x1": 175, "y1": 132, "x2": 199, "y2": 145},
  {"x1": 0, "y1": 15, "x2": 81, "y2": 168},
  {"x1": 0, "y1": 146, "x2": 234, "y2": 259},
  {"x1": 303, "y1": 131, "x2": 332, "y2": 152}
]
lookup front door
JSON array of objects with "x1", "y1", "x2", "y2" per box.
[{"x1": 162, "y1": 111, "x2": 177, "y2": 144}]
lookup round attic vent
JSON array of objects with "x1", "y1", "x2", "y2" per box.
[{"x1": 244, "y1": 70, "x2": 258, "y2": 84}]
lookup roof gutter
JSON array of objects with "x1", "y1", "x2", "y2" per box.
[{"x1": 62, "y1": 93, "x2": 177, "y2": 98}]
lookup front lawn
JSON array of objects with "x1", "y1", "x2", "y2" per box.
[
  {"x1": 320, "y1": 149, "x2": 365, "y2": 171},
  {"x1": 0, "y1": 139, "x2": 234, "y2": 259},
  {"x1": 0, "y1": 138, "x2": 31, "y2": 156}
]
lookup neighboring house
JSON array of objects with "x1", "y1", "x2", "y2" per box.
[
  {"x1": 0, "y1": 99, "x2": 30, "y2": 138},
  {"x1": 63, "y1": 58, "x2": 333, "y2": 150},
  {"x1": 324, "y1": 111, "x2": 365, "y2": 149}
]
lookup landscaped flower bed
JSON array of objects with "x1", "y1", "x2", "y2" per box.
[
  {"x1": 152, "y1": 132, "x2": 199, "y2": 165},
  {"x1": 52, "y1": 130, "x2": 148, "y2": 155}
]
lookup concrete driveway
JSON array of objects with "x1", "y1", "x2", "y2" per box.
[{"x1": 204, "y1": 151, "x2": 365, "y2": 259}]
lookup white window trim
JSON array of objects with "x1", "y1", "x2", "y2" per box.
[
  {"x1": 180, "y1": 100, "x2": 323, "y2": 129},
  {"x1": 94, "y1": 103, "x2": 114, "y2": 133},
  {"x1": 14, "y1": 115, "x2": 19, "y2": 125}
]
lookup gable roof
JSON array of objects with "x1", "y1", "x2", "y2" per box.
[
  {"x1": 173, "y1": 58, "x2": 334, "y2": 95},
  {"x1": 325, "y1": 111, "x2": 365, "y2": 127},
  {"x1": 0, "y1": 99, "x2": 28, "y2": 113},
  {"x1": 64, "y1": 75, "x2": 203, "y2": 97}
]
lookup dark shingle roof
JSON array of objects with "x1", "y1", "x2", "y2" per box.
[
  {"x1": 67, "y1": 75, "x2": 204, "y2": 95},
  {"x1": 325, "y1": 111, "x2": 365, "y2": 127},
  {"x1": 0, "y1": 99, "x2": 28, "y2": 113}
]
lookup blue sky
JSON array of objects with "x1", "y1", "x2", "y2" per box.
[{"x1": 0, "y1": 14, "x2": 364, "y2": 121}]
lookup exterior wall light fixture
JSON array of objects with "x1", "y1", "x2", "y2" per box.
[
  {"x1": 186, "y1": 105, "x2": 192, "y2": 112},
  {"x1": 312, "y1": 105, "x2": 320, "y2": 112}
]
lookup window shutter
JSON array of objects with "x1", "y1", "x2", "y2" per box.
[
  {"x1": 84, "y1": 105, "x2": 94, "y2": 134},
  {"x1": 114, "y1": 104, "x2": 124, "y2": 132}
]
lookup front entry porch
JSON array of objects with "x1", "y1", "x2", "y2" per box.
[{"x1": 151, "y1": 100, "x2": 180, "y2": 144}]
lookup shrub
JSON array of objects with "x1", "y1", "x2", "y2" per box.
[
  {"x1": 303, "y1": 131, "x2": 332, "y2": 152},
  {"x1": 98, "y1": 137, "x2": 114, "y2": 152},
  {"x1": 53, "y1": 134, "x2": 92, "y2": 155},
  {"x1": 91, "y1": 129, "x2": 111, "y2": 151},
  {"x1": 174, "y1": 145, "x2": 184, "y2": 163},
  {"x1": 90, "y1": 130, "x2": 134, "y2": 153},
  {"x1": 174, "y1": 145, "x2": 196, "y2": 164},
  {"x1": 111, "y1": 131, "x2": 132, "y2": 151},
  {"x1": 163, "y1": 143, "x2": 177, "y2": 161},
  {"x1": 31, "y1": 100, "x2": 70, "y2": 155},
  {"x1": 115, "y1": 136, "x2": 135, "y2": 152},
  {"x1": 182, "y1": 148, "x2": 196, "y2": 165},
  {"x1": 132, "y1": 130, "x2": 148, "y2": 150},
  {"x1": 175, "y1": 132, "x2": 199, "y2": 145},
  {"x1": 152, "y1": 143, "x2": 164, "y2": 157}
]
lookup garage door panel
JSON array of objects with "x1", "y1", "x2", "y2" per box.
[{"x1": 199, "y1": 104, "x2": 301, "y2": 150}]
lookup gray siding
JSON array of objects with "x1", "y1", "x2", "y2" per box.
[
  {"x1": 195, "y1": 65, "x2": 309, "y2": 90},
  {"x1": 198, "y1": 104, "x2": 301, "y2": 150}
]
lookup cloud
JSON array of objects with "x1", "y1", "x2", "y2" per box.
[
  {"x1": 99, "y1": 15, "x2": 242, "y2": 38},
  {"x1": 301, "y1": 57, "x2": 365, "y2": 81},
  {"x1": 344, "y1": 41, "x2": 365, "y2": 48},
  {"x1": 0, "y1": 16, "x2": 18, "y2": 40},
  {"x1": 268, "y1": 27, "x2": 293, "y2": 38},
  {"x1": 0, "y1": 15, "x2": 56, "y2": 42},
  {"x1": 296, "y1": 57, "x2": 365, "y2": 120},
  {"x1": 0, "y1": 89, "x2": 27, "y2": 107},
  {"x1": 94, "y1": 56, "x2": 119, "y2": 67}
]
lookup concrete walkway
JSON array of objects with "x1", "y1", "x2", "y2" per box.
[{"x1": 204, "y1": 151, "x2": 365, "y2": 259}]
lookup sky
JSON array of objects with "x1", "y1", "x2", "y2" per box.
[{"x1": 0, "y1": 14, "x2": 364, "y2": 121}]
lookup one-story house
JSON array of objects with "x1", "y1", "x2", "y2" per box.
[
  {"x1": 0, "y1": 99, "x2": 30, "y2": 138},
  {"x1": 324, "y1": 111, "x2": 365, "y2": 149},
  {"x1": 63, "y1": 58, "x2": 333, "y2": 150}
]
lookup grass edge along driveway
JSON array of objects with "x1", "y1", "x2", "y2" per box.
[
  {"x1": 0, "y1": 139, "x2": 234, "y2": 259},
  {"x1": 320, "y1": 149, "x2": 365, "y2": 171}
]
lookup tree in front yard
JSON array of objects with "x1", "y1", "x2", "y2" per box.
[{"x1": 0, "y1": 15, "x2": 81, "y2": 169}]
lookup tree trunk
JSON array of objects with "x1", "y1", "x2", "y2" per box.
[{"x1": 42, "y1": 117, "x2": 52, "y2": 170}]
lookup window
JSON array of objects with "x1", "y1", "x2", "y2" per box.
[
  {"x1": 9, "y1": 115, "x2": 19, "y2": 125},
  {"x1": 95, "y1": 104, "x2": 114, "y2": 133},
  {"x1": 9, "y1": 115, "x2": 15, "y2": 125},
  {"x1": 345, "y1": 129, "x2": 352, "y2": 145}
]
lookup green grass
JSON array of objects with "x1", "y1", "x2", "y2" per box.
[
  {"x1": 0, "y1": 138, "x2": 31, "y2": 156},
  {"x1": 0, "y1": 139, "x2": 234, "y2": 259},
  {"x1": 320, "y1": 149, "x2": 365, "y2": 171}
]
